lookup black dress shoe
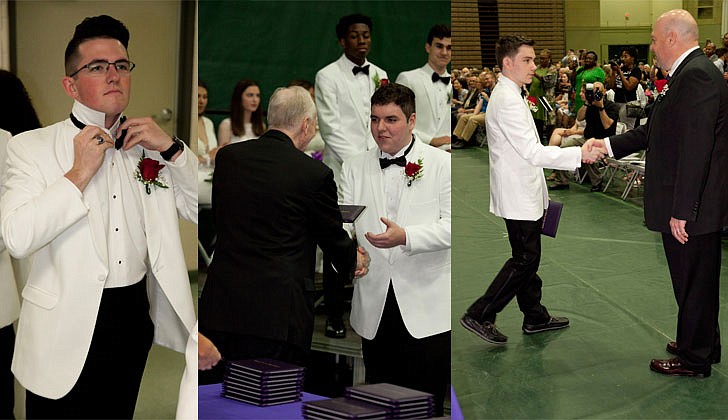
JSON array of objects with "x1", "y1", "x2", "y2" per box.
[
  {"x1": 590, "y1": 182, "x2": 603, "y2": 192},
  {"x1": 548, "y1": 183, "x2": 569, "y2": 190},
  {"x1": 460, "y1": 314, "x2": 507, "y2": 345},
  {"x1": 667, "y1": 341, "x2": 721, "y2": 364},
  {"x1": 325, "y1": 317, "x2": 346, "y2": 339},
  {"x1": 522, "y1": 316, "x2": 570, "y2": 335},
  {"x1": 650, "y1": 357, "x2": 710, "y2": 377}
]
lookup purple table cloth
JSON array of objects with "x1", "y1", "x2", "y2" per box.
[{"x1": 198, "y1": 383, "x2": 327, "y2": 419}]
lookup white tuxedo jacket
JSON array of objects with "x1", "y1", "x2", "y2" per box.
[
  {"x1": 396, "y1": 64, "x2": 450, "y2": 144},
  {"x1": 315, "y1": 54, "x2": 388, "y2": 167},
  {"x1": 0, "y1": 118, "x2": 197, "y2": 399},
  {"x1": 0, "y1": 128, "x2": 19, "y2": 330},
  {"x1": 341, "y1": 139, "x2": 450, "y2": 340},
  {"x1": 486, "y1": 76, "x2": 581, "y2": 220}
]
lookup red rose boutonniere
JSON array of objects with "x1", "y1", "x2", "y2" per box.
[
  {"x1": 526, "y1": 95, "x2": 539, "y2": 113},
  {"x1": 404, "y1": 158, "x2": 424, "y2": 187},
  {"x1": 373, "y1": 72, "x2": 388, "y2": 89},
  {"x1": 135, "y1": 151, "x2": 169, "y2": 195}
]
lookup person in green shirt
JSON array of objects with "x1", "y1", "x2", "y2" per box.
[
  {"x1": 528, "y1": 48, "x2": 556, "y2": 143},
  {"x1": 573, "y1": 50, "x2": 605, "y2": 113}
]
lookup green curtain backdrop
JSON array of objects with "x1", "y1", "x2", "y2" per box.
[{"x1": 199, "y1": 0, "x2": 450, "y2": 127}]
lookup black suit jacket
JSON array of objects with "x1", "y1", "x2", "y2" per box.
[
  {"x1": 199, "y1": 129, "x2": 355, "y2": 351},
  {"x1": 609, "y1": 48, "x2": 728, "y2": 235}
]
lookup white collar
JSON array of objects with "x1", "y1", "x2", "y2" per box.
[
  {"x1": 499, "y1": 74, "x2": 522, "y2": 96},
  {"x1": 424, "y1": 62, "x2": 449, "y2": 78},
  {"x1": 381, "y1": 136, "x2": 416, "y2": 159},
  {"x1": 71, "y1": 100, "x2": 124, "y2": 136},
  {"x1": 341, "y1": 54, "x2": 371, "y2": 70},
  {"x1": 668, "y1": 46, "x2": 700, "y2": 77}
]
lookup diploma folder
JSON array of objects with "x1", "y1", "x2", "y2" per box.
[
  {"x1": 340, "y1": 205, "x2": 366, "y2": 223},
  {"x1": 542, "y1": 200, "x2": 563, "y2": 238}
]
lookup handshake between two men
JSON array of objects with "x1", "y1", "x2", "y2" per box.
[{"x1": 580, "y1": 138, "x2": 609, "y2": 164}]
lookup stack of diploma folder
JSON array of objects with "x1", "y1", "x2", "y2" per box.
[{"x1": 221, "y1": 358, "x2": 305, "y2": 406}]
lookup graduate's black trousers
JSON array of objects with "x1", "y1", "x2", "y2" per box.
[
  {"x1": 0, "y1": 324, "x2": 15, "y2": 419},
  {"x1": 466, "y1": 218, "x2": 551, "y2": 325},
  {"x1": 26, "y1": 277, "x2": 154, "y2": 419},
  {"x1": 361, "y1": 283, "x2": 450, "y2": 417}
]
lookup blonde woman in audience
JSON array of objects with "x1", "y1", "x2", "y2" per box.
[{"x1": 218, "y1": 79, "x2": 266, "y2": 147}]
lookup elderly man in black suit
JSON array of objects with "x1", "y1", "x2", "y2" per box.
[
  {"x1": 587, "y1": 9, "x2": 728, "y2": 378},
  {"x1": 199, "y1": 86, "x2": 369, "y2": 384}
]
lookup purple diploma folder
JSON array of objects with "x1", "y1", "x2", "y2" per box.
[{"x1": 542, "y1": 200, "x2": 563, "y2": 238}]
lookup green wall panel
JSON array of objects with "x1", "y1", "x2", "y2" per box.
[{"x1": 199, "y1": 0, "x2": 450, "y2": 128}]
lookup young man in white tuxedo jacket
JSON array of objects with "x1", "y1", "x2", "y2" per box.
[
  {"x1": 341, "y1": 83, "x2": 451, "y2": 416},
  {"x1": 460, "y1": 35, "x2": 602, "y2": 346},
  {"x1": 395, "y1": 24, "x2": 452, "y2": 150},
  {"x1": 315, "y1": 13, "x2": 388, "y2": 338},
  {"x1": 0, "y1": 16, "x2": 196, "y2": 418}
]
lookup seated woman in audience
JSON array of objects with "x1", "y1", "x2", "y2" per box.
[
  {"x1": 218, "y1": 79, "x2": 266, "y2": 147},
  {"x1": 197, "y1": 80, "x2": 218, "y2": 165},
  {"x1": 554, "y1": 69, "x2": 573, "y2": 128},
  {"x1": 451, "y1": 77, "x2": 467, "y2": 108}
]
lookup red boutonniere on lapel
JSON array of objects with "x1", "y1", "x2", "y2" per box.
[
  {"x1": 526, "y1": 95, "x2": 539, "y2": 113},
  {"x1": 135, "y1": 151, "x2": 169, "y2": 195},
  {"x1": 373, "y1": 72, "x2": 388, "y2": 89},
  {"x1": 404, "y1": 158, "x2": 424, "y2": 187}
]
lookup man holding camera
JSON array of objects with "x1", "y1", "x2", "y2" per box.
[{"x1": 550, "y1": 81, "x2": 618, "y2": 191}]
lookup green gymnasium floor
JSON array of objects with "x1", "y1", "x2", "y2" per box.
[{"x1": 451, "y1": 147, "x2": 728, "y2": 419}]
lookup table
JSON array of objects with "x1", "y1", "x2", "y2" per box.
[{"x1": 198, "y1": 383, "x2": 327, "y2": 419}]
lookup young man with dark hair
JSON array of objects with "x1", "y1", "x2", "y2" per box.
[
  {"x1": 341, "y1": 83, "x2": 451, "y2": 416},
  {"x1": 396, "y1": 24, "x2": 452, "y2": 149},
  {"x1": 460, "y1": 35, "x2": 601, "y2": 345},
  {"x1": 315, "y1": 13, "x2": 388, "y2": 338},
  {"x1": 1, "y1": 15, "x2": 196, "y2": 418}
]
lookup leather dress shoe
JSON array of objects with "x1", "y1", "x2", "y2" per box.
[
  {"x1": 451, "y1": 140, "x2": 474, "y2": 149},
  {"x1": 325, "y1": 317, "x2": 346, "y2": 339},
  {"x1": 650, "y1": 357, "x2": 710, "y2": 378},
  {"x1": 548, "y1": 183, "x2": 569, "y2": 190},
  {"x1": 460, "y1": 314, "x2": 507, "y2": 345},
  {"x1": 522, "y1": 316, "x2": 570, "y2": 335},
  {"x1": 590, "y1": 182, "x2": 603, "y2": 192},
  {"x1": 666, "y1": 341, "x2": 721, "y2": 364}
]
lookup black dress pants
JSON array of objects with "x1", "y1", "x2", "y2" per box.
[
  {"x1": 26, "y1": 278, "x2": 154, "y2": 419},
  {"x1": 466, "y1": 218, "x2": 550, "y2": 325},
  {"x1": 361, "y1": 283, "x2": 450, "y2": 417},
  {"x1": 0, "y1": 324, "x2": 15, "y2": 419},
  {"x1": 662, "y1": 231, "x2": 722, "y2": 373}
]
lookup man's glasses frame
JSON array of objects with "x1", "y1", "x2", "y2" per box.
[{"x1": 69, "y1": 60, "x2": 136, "y2": 78}]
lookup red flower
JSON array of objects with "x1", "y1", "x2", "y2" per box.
[
  {"x1": 135, "y1": 151, "x2": 169, "y2": 194},
  {"x1": 405, "y1": 162, "x2": 421, "y2": 177},
  {"x1": 380, "y1": 78, "x2": 389, "y2": 87},
  {"x1": 139, "y1": 158, "x2": 165, "y2": 181},
  {"x1": 526, "y1": 96, "x2": 537, "y2": 105}
]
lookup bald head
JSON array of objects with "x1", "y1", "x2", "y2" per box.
[
  {"x1": 655, "y1": 9, "x2": 699, "y2": 45},
  {"x1": 651, "y1": 9, "x2": 699, "y2": 71},
  {"x1": 267, "y1": 86, "x2": 317, "y2": 150}
]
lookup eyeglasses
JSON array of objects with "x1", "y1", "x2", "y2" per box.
[{"x1": 69, "y1": 60, "x2": 136, "y2": 78}]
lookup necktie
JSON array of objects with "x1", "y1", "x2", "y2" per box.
[
  {"x1": 70, "y1": 113, "x2": 127, "y2": 149},
  {"x1": 379, "y1": 136, "x2": 415, "y2": 169},
  {"x1": 352, "y1": 65, "x2": 370, "y2": 76},
  {"x1": 431, "y1": 72, "x2": 450, "y2": 84}
]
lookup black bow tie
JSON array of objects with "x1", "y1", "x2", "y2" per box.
[
  {"x1": 521, "y1": 88, "x2": 528, "y2": 98},
  {"x1": 379, "y1": 136, "x2": 416, "y2": 169},
  {"x1": 352, "y1": 65, "x2": 370, "y2": 76},
  {"x1": 70, "y1": 113, "x2": 127, "y2": 149},
  {"x1": 379, "y1": 155, "x2": 406, "y2": 169},
  {"x1": 432, "y1": 72, "x2": 450, "y2": 84}
]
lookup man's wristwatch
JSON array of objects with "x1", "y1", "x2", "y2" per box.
[{"x1": 161, "y1": 136, "x2": 184, "y2": 161}]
